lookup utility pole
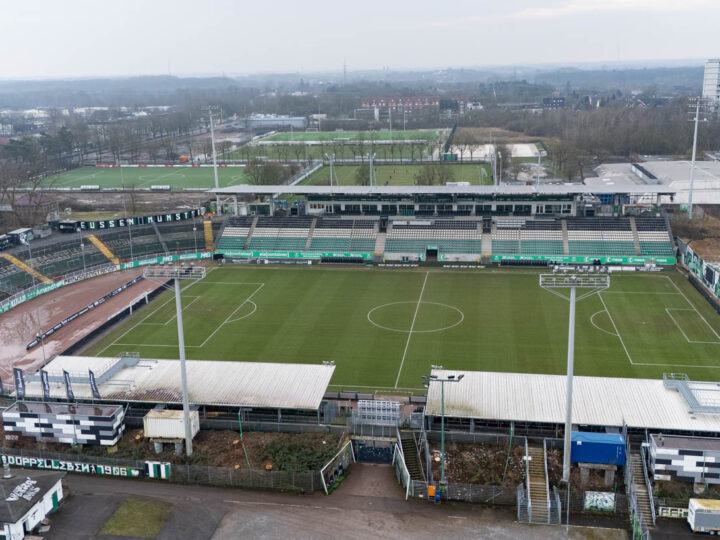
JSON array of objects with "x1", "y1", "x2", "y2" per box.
[{"x1": 209, "y1": 107, "x2": 221, "y2": 215}]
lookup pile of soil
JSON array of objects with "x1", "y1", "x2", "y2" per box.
[
  {"x1": 429, "y1": 442, "x2": 526, "y2": 486},
  {"x1": 1, "y1": 422, "x2": 340, "y2": 471},
  {"x1": 673, "y1": 213, "x2": 720, "y2": 261}
]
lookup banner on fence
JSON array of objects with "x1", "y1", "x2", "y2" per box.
[
  {"x1": 679, "y1": 240, "x2": 720, "y2": 297},
  {"x1": 71, "y1": 208, "x2": 204, "y2": 231},
  {"x1": 120, "y1": 251, "x2": 213, "y2": 270},
  {"x1": 492, "y1": 254, "x2": 676, "y2": 265},
  {"x1": 218, "y1": 250, "x2": 373, "y2": 260},
  {"x1": 2, "y1": 455, "x2": 141, "y2": 477},
  {"x1": 0, "y1": 281, "x2": 65, "y2": 315},
  {"x1": 26, "y1": 276, "x2": 145, "y2": 349}
]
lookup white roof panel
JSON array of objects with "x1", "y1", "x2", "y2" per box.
[
  {"x1": 22, "y1": 356, "x2": 334, "y2": 411},
  {"x1": 425, "y1": 370, "x2": 720, "y2": 434}
]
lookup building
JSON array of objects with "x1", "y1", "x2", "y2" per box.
[
  {"x1": 245, "y1": 115, "x2": 307, "y2": 130},
  {"x1": 360, "y1": 96, "x2": 439, "y2": 115},
  {"x1": 0, "y1": 468, "x2": 65, "y2": 540},
  {"x1": 702, "y1": 59, "x2": 720, "y2": 110},
  {"x1": 542, "y1": 97, "x2": 565, "y2": 110}
]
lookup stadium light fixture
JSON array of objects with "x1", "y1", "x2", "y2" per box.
[
  {"x1": 143, "y1": 264, "x2": 207, "y2": 457},
  {"x1": 422, "y1": 366, "x2": 465, "y2": 493},
  {"x1": 539, "y1": 271, "x2": 610, "y2": 485}
]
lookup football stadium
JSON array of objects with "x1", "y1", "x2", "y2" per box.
[{"x1": 2, "y1": 158, "x2": 720, "y2": 535}]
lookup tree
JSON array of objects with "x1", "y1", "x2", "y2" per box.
[
  {"x1": 245, "y1": 159, "x2": 288, "y2": 185},
  {"x1": 355, "y1": 164, "x2": 371, "y2": 186}
]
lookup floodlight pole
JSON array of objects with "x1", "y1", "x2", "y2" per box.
[
  {"x1": 209, "y1": 107, "x2": 221, "y2": 215},
  {"x1": 563, "y1": 284, "x2": 576, "y2": 484},
  {"x1": 173, "y1": 276, "x2": 193, "y2": 457},
  {"x1": 144, "y1": 265, "x2": 206, "y2": 457},
  {"x1": 688, "y1": 99, "x2": 701, "y2": 220}
]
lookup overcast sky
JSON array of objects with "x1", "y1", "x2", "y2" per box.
[{"x1": 1, "y1": 0, "x2": 718, "y2": 79}]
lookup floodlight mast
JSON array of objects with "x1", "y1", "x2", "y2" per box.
[
  {"x1": 687, "y1": 98, "x2": 703, "y2": 220},
  {"x1": 143, "y1": 265, "x2": 206, "y2": 456},
  {"x1": 209, "y1": 107, "x2": 221, "y2": 216},
  {"x1": 539, "y1": 273, "x2": 610, "y2": 482}
]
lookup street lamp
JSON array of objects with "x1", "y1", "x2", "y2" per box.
[
  {"x1": 423, "y1": 366, "x2": 464, "y2": 492},
  {"x1": 540, "y1": 271, "x2": 610, "y2": 482},
  {"x1": 143, "y1": 264, "x2": 206, "y2": 456}
]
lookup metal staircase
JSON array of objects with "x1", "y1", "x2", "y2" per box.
[
  {"x1": 399, "y1": 432, "x2": 423, "y2": 481},
  {"x1": 628, "y1": 451, "x2": 654, "y2": 530}
]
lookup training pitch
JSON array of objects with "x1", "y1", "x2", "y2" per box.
[
  {"x1": 43, "y1": 167, "x2": 249, "y2": 189},
  {"x1": 83, "y1": 266, "x2": 720, "y2": 392},
  {"x1": 263, "y1": 130, "x2": 441, "y2": 143},
  {"x1": 302, "y1": 164, "x2": 493, "y2": 186}
]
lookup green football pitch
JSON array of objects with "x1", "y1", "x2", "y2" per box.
[
  {"x1": 83, "y1": 266, "x2": 720, "y2": 392},
  {"x1": 42, "y1": 167, "x2": 249, "y2": 189},
  {"x1": 264, "y1": 129, "x2": 441, "y2": 142},
  {"x1": 302, "y1": 164, "x2": 493, "y2": 186}
]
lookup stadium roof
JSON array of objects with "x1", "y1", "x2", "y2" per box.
[
  {"x1": 425, "y1": 370, "x2": 720, "y2": 434},
  {"x1": 211, "y1": 184, "x2": 675, "y2": 196},
  {"x1": 21, "y1": 356, "x2": 335, "y2": 411}
]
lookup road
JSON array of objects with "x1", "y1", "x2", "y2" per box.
[{"x1": 45, "y1": 464, "x2": 629, "y2": 540}]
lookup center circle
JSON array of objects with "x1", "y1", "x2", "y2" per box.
[{"x1": 367, "y1": 301, "x2": 464, "y2": 333}]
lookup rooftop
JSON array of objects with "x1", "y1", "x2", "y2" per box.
[
  {"x1": 211, "y1": 184, "x2": 675, "y2": 196},
  {"x1": 425, "y1": 370, "x2": 720, "y2": 434},
  {"x1": 20, "y1": 356, "x2": 335, "y2": 411},
  {"x1": 0, "y1": 469, "x2": 65, "y2": 524}
]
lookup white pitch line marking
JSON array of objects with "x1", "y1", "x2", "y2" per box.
[
  {"x1": 597, "y1": 292, "x2": 634, "y2": 365},
  {"x1": 394, "y1": 272, "x2": 429, "y2": 388}
]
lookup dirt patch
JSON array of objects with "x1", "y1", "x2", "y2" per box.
[
  {"x1": 454, "y1": 127, "x2": 543, "y2": 144},
  {"x1": 0, "y1": 269, "x2": 161, "y2": 378},
  {"x1": 546, "y1": 448, "x2": 623, "y2": 491},
  {"x1": 429, "y1": 442, "x2": 526, "y2": 485},
  {"x1": 1, "y1": 421, "x2": 341, "y2": 470},
  {"x1": 673, "y1": 213, "x2": 720, "y2": 261}
]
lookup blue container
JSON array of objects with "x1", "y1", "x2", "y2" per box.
[{"x1": 570, "y1": 432, "x2": 626, "y2": 466}]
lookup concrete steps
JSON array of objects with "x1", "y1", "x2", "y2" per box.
[
  {"x1": 630, "y1": 217, "x2": 642, "y2": 256},
  {"x1": 0, "y1": 253, "x2": 52, "y2": 284},
  {"x1": 527, "y1": 446, "x2": 549, "y2": 524},
  {"x1": 243, "y1": 216, "x2": 258, "y2": 250},
  {"x1": 400, "y1": 432, "x2": 423, "y2": 481},
  {"x1": 87, "y1": 234, "x2": 119, "y2": 265},
  {"x1": 561, "y1": 219, "x2": 569, "y2": 255},
  {"x1": 629, "y1": 453, "x2": 653, "y2": 529}
]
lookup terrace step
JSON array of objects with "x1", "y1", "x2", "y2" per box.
[
  {"x1": 562, "y1": 220, "x2": 569, "y2": 255},
  {"x1": 203, "y1": 219, "x2": 214, "y2": 252},
  {"x1": 0, "y1": 253, "x2": 53, "y2": 285},
  {"x1": 152, "y1": 221, "x2": 169, "y2": 254},
  {"x1": 243, "y1": 216, "x2": 259, "y2": 250},
  {"x1": 374, "y1": 232, "x2": 387, "y2": 256},
  {"x1": 305, "y1": 218, "x2": 317, "y2": 251},
  {"x1": 86, "y1": 234, "x2": 119, "y2": 265},
  {"x1": 630, "y1": 217, "x2": 642, "y2": 255}
]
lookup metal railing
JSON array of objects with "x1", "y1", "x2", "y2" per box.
[
  {"x1": 624, "y1": 442, "x2": 653, "y2": 540},
  {"x1": 641, "y1": 445, "x2": 657, "y2": 526},
  {"x1": 525, "y1": 437, "x2": 532, "y2": 520},
  {"x1": 543, "y1": 438, "x2": 553, "y2": 524}
]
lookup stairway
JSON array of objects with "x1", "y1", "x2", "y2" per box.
[
  {"x1": 203, "y1": 220, "x2": 214, "y2": 251},
  {"x1": 561, "y1": 219, "x2": 569, "y2": 255},
  {"x1": 87, "y1": 234, "x2": 119, "y2": 265},
  {"x1": 527, "y1": 446, "x2": 550, "y2": 524},
  {"x1": 629, "y1": 217, "x2": 642, "y2": 255},
  {"x1": 374, "y1": 232, "x2": 387, "y2": 257},
  {"x1": 305, "y1": 217, "x2": 317, "y2": 251},
  {"x1": 151, "y1": 221, "x2": 169, "y2": 254},
  {"x1": 243, "y1": 216, "x2": 258, "y2": 250},
  {"x1": 400, "y1": 432, "x2": 423, "y2": 481},
  {"x1": 629, "y1": 452, "x2": 653, "y2": 529},
  {"x1": 0, "y1": 253, "x2": 52, "y2": 284}
]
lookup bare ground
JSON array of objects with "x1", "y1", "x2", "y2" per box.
[
  {"x1": 429, "y1": 442, "x2": 526, "y2": 485},
  {"x1": 0, "y1": 269, "x2": 161, "y2": 378}
]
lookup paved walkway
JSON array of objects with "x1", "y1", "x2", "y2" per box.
[{"x1": 45, "y1": 466, "x2": 629, "y2": 540}]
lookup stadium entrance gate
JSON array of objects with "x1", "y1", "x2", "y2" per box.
[{"x1": 350, "y1": 401, "x2": 400, "y2": 464}]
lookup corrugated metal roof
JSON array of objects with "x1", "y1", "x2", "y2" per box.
[
  {"x1": 22, "y1": 356, "x2": 334, "y2": 411},
  {"x1": 425, "y1": 370, "x2": 720, "y2": 434},
  {"x1": 211, "y1": 184, "x2": 675, "y2": 196}
]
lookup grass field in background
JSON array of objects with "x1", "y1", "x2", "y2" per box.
[
  {"x1": 224, "y1": 142, "x2": 435, "y2": 161},
  {"x1": 83, "y1": 266, "x2": 720, "y2": 391},
  {"x1": 264, "y1": 129, "x2": 441, "y2": 142},
  {"x1": 302, "y1": 164, "x2": 493, "y2": 186},
  {"x1": 43, "y1": 166, "x2": 249, "y2": 189}
]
